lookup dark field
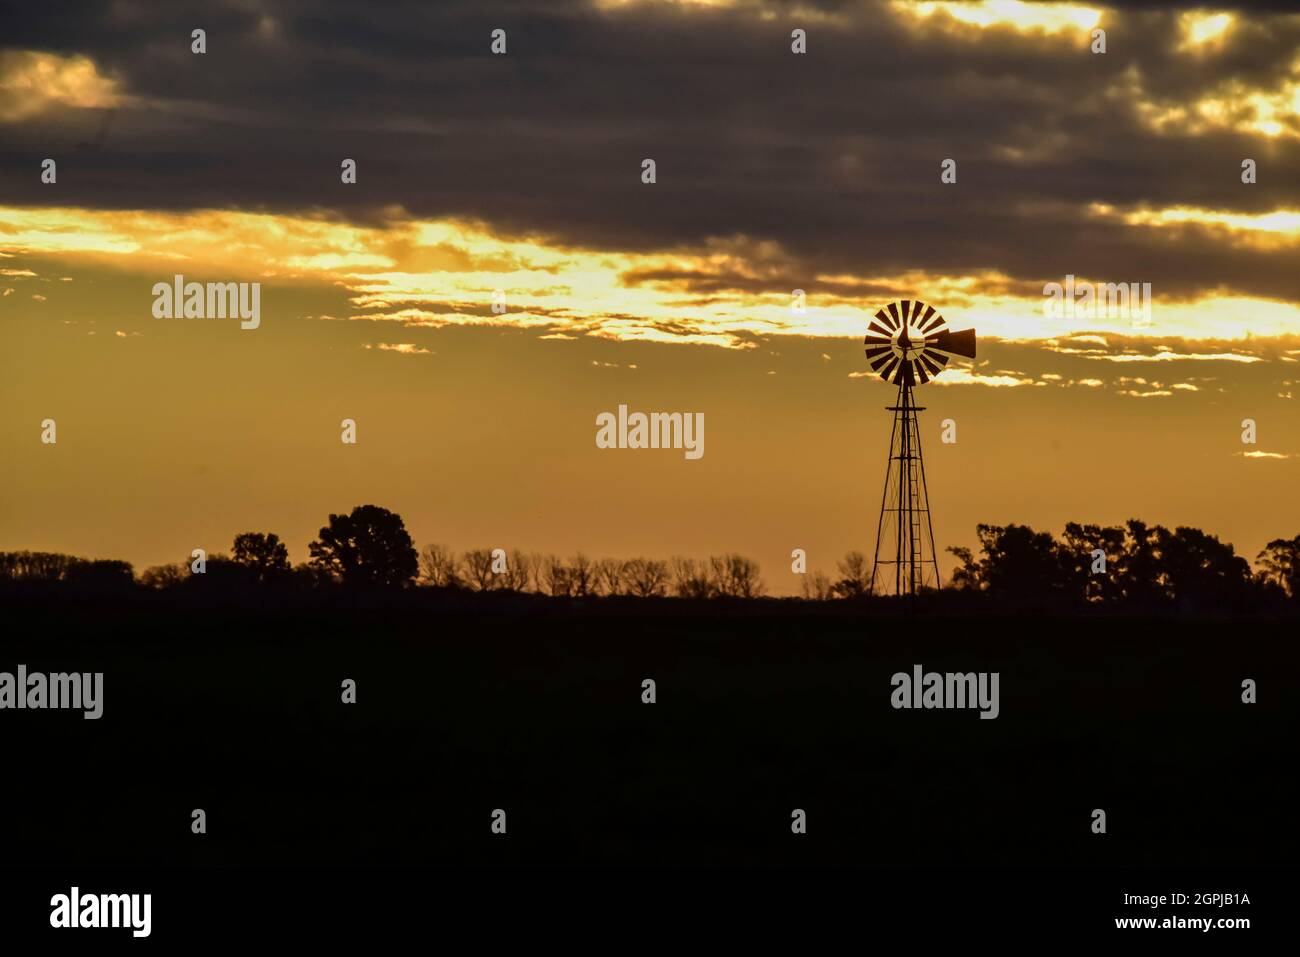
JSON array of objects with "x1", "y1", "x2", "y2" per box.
[{"x1": 3, "y1": 595, "x2": 1295, "y2": 870}]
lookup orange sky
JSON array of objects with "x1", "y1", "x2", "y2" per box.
[{"x1": 2, "y1": 1, "x2": 1298, "y2": 591}]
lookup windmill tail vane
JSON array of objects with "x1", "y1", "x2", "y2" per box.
[{"x1": 863, "y1": 300, "x2": 977, "y2": 599}]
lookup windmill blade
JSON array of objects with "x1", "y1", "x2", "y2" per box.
[
  {"x1": 917, "y1": 351, "x2": 946, "y2": 377},
  {"x1": 864, "y1": 326, "x2": 893, "y2": 344},
  {"x1": 927, "y1": 327, "x2": 976, "y2": 358},
  {"x1": 870, "y1": 351, "x2": 895, "y2": 374},
  {"x1": 914, "y1": 358, "x2": 931, "y2": 384},
  {"x1": 874, "y1": 309, "x2": 900, "y2": 332},
  {"x1": 886, "y1": 301, "x2": 904, "y2": 327},
  {"x1": 864, "y1": 344, "x2": 892, "y2": 362},
  {"x1": 920, "y1": 312, "x2": 946, "y2": 336}
]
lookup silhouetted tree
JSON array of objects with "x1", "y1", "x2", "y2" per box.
[
  {"x1": 418, "y1": 544, "x2": 460, "y2": 588},
  {"x1": 946, "y1": 524, "x2": 1070, "y2": 606},
  {"x1": 1117, "y1": 519, "x2": 1165, "y2": 608},
  {"x1": 832, "y1": 551, "x2": 871, "y2": 598},
  {"x1": 64, "y1": 559, "x2": 135, "y2": 590},
  {"x1": 709, "y1": 554, "x2": 764, "y2": 598},
  {"x1": 568, "y1": 554, "x2": 595, "y2": 597},
  {"x1": 308, "y1": 504, "x2": 417, "y2": 587},
  {"x1": 624, "y1": 558, "x2": 669, "y2": 597},
  {"x1": 948, "y1": 547, "x2": 979, "y2": 591},
  {"x1": 594, "y1": 558, "x2": 626, "y2": 596},
  {"x1": 539, "y1": 554, "x2": 571, "y2": 596},
  {"x1": 1156, "y1": 525, "x2": 1252, "y2": 613},
  {"x1": 800, "y1": 571, "x2": 833, "y2": 600},
  {"x1": 0, "y1": 551, "x2": 81, "y2": 581},
  {"x1": 1258, "y1": 535, "x2": 1300, "y2": 599},
  {"x1": 671, "y1": 556, "x2": 714, "y2": 598},
  {"x1": 1060, "y1": 522, "x2": 1127, "y2": 603},
  {"x1": 0, "y1": 551, "x2": 133, "y2": 589},
  {"x1": 460, "y1": 549, "x2": 498, "y2": 591},
  {"x1": 140, "y1": 562, "x2": 187, "y2": 589},
  {"x1": 503, "y1": 549, "x2": 533, "y2": 592},
  {"x1": 947, "y1": 519, "x2": 1272, "y2": 613},
  {"x1": 231, "y1": 532, "x2": 290, "y2": 583}
]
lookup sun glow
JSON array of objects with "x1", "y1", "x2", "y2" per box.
[
  {"x1": 893, "y1": 1, "x2": 1101, "y2": 35},
  {"x1": 4, "y1": 205, "x2": 1300, "y2": 348}
]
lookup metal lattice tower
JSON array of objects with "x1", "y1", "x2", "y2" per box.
[{"x1": 862, "y1": 300, "x2": 977, "y2": 598}]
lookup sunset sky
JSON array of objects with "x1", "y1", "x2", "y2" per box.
[{"x1": 2, "y1": 0, "x2": 1298, "y2": 592}]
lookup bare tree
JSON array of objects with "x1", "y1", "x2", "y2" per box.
[
  {"x1": 709, "y1": 554, "x2": 764, "y2": 597},
  {"x1": 526, "y1": 552, "x2": 545, "y2": 593},
  {"x1": 503, "y1": 549, "x2": 533, "y2": 592},
  {"x1": 419, "y1": 544, "x2": 460, "y2": 587},
  {"x1": 624, "y1": 557, "x2": 669, "y2": 597},
  {"x1": 801, "y1": 570, "x2": 833, "y2": 600},
  {"x1": 539, "y1": 554, "x2": 571, "y2": 596},
  {"x1": 594, "y1": 557, "x2": 626, "y2": 596},
  {"x1": 833, "y1": 550, "x2": 871, "y2": 598},
  {"x1": 460, "y1": 548, "x2": 497, "y2": 592},
  {"x1": 568, "y1": 553, "x2": 594, "y2": 597},
  {"x1": 671, "y1": 556, "x2": 714, "y2": 598}
]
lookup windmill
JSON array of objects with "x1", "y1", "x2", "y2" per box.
[{"x1": 863, "y1": 300, "x2": 976, "y2": 597}]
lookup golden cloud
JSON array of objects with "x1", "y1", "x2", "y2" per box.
[
  {"x1": 0, "y1": 50, "x2": 121, "y2": 122},
  {"x1": 890, "y1": 1, "x2": 1101, "y2": 35}
]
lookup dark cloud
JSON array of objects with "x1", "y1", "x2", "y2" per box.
[{"x1": 2, "y1": 0, "x2": 1300, "y2": 303}]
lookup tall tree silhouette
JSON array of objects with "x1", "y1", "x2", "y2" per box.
[
  {"x1": 1118, "y1": 519, "x2": 1165, "y2": 608},
  {"x1": 1258, "y1": 535, "x2": 1300, "y2": 599},
  {"x1": 308, "y1": 505, "x2": 418, "y2": 587}
]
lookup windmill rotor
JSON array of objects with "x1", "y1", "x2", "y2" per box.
[{"x1": 862, "y1": 299, "x2": 976, "y2": 386}]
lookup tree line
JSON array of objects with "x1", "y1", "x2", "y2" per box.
[
  {"x1": 2, "y1": 504, "x2": 1298, "y2": 610},
  {"x1": 0, "y1": 505, "x2": 772, "y2": 600},
  {"x1": 947, "y1": 520, "x2": 1300, "y2": 613}
]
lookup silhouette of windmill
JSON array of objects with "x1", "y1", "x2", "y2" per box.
[{"x1": 863, "y1": 300, "x2": 976, "y2": 597}]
